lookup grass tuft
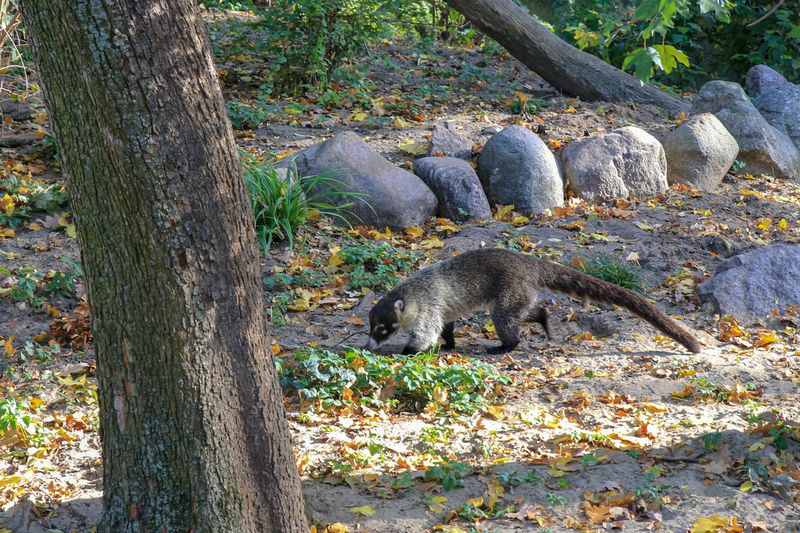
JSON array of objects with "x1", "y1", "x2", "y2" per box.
[{"x1": 243, "y1": 155, "x2": 364, "y2": 251}]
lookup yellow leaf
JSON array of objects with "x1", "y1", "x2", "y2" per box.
[
  {"x1": 739, "y1": 480, "x2": 753, "y2": 492},
  {"x1": 466, "y1": 496, "x2": 484, "y2": 508},
  {"x1": 753, "y1": 331, "x2": 777, "y2": 348},
  {"x1": 640, "y1": 402, "x2": 666, "y2": 413},
  {"x1": 350, "y1": 505, "x2": 376, "y2": 516},
  {"x1": 27, "y1": 222, "x2": 43, "y2": 231},
  {"x1": 411, "y1": 235, "x2": 444, "y2": 250},
  {"x1": 57, "y1": 373, "x2": 87, "y2": 388},
  {"x1": 4, "y1": 337, "x2": 15, "y2": 357},
  {"x1": 327, "y1": 523, "x2": 350, "y2": 533},
  {"x1": 486, "y1": 405, "x2": 505, "y2": 419},
  {"x1": 493, "y1": 204, "x2": 514, "y2": 220},
  {"x1": 350, "y1": 111, "x2": 368, "y2": 121},
  {"x1": 690, "y1": 515, "x2": 740, "y2": 533},
  {"x1": 397, "y1": 139, "x2": 427, "y2": 155},
  {"x1": 30, "y1": 397, "x2": 46, "y2": 410},
  {"x1": 427, "y1": 496, "x2": 448, "y2": 514},
  {"x1": 511, "y1": 215, "x2": 529, "y2": 225},
  {"x1": 405, "y1": 226, "x2": 425, "y2": 239},
  {"x1": 432, "y1": 386, "x2": 448, "y2": 403},
  {"x1": 485, "y1": 478, "x2": 503, "y2": 510},
  {"x1": 328, "y1": 246, "x2": 344, "y2": 268},
  {"x1": 0, "y1": 474, "x2": 23, "y2": 487},
  {"x1": 0, "y1": 228, "x2": 14, "y2": 238},
  {"x1": 369, "y1": 227, "x2": 393, "y2": 240},
  {"x1": 756, "y1": 218, "x2": 771, "y2": 231},
  {"x1": 392, "y1": 116, "x2": 408, "y2": 128}
]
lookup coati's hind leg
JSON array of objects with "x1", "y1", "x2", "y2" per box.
[
  {"x1": 528, "y1": 306, "x2": 552, "y2": 339},
  {"x1": 441, "y1": 322, "x2": 455, "y2": 350}
]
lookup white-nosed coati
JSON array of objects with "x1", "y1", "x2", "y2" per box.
[{"x1": 365, "y1": 248, "x2": 702, "y2": 355}]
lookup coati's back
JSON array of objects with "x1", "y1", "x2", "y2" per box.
[{"x1": 397, "y1": 248, "x2": 541, "y2": 319}]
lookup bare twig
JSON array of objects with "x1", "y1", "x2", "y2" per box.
[{"x1": 746, "y1": 0, "x2": 785, "y2": 28}]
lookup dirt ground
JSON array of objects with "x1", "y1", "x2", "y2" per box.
[{"x1": 2, "y1": 8, "x2": 800, "y2": 533}]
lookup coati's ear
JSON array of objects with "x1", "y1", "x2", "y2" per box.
[{"x1": 394, "y1": 299, "x2": 405, "y2": 315}]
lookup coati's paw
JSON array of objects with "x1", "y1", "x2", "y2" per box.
[{"x1": 487, "y1": 343, "x2": 518, "y2": 355}]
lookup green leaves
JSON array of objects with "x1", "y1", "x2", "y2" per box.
[
  {"x1": 697, "y1": 0, "x2": 731, "y2": 22},
  {"x1": 622, "y1": 44, "x2": 690, "y2": 83},
  {"x1": 278, "y1": 347, "x2": 510, "y2": 415}
]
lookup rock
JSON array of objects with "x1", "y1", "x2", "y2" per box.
[
  {"x1": 427, "y1": 121, "x2": 472, "y2": 160},
  {"x1": 477, "y1": 125, "x2": 563, "y2": 214},
  {"x1": 561, "y1": 126, "x2": 667, "y2": 202},
  {"x1": 753, "y1": 84, "x2": 800, "y2": 150},
  {"x1": 277, "y1": 131, "x2": 437, "y2": 229},
  {"x1": 745, "y1": 65, "x2": 790, "y2": 99},
  {"x1": 413, "y1": 157, "x2": 491, "y2": 223},
  {"x1": 692, "y1": 80, "x2": 800, "y2": 179},
  {"x1": 697, "y1": 244, "x2": 800, "y2": 320},
  {"x1": 0, "y1": 100, "x2": 31, "y2": 122},
  {"x1": 0, "y1": 134, "x2": 40, "y2": 148},
  {"x1": 663, "y1": 113, "x2": 739, "y2": 191}
]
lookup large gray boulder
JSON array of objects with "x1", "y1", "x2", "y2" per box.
[
  {"x1": 277, "y1": 132, "x2": 437, "y2": 229},
  {"x1": 664, "y1": 113, "x2": 739, "y2": 191},
  {"x1": 692, "y1": 80, "x2": 800, "y2": 179},
  {"x1": 753, "y1": 84, "x2": 800, "y2": 150},
  {"x1": 745, "y1": 65, "x2": 791, "y2": 99},
  {"x1": 698, "y1": 244, "x2": 800, "y2": 320},
  {"x1": 427, "y1": 121, "x2": 473, "y2": 160},
  {"x1": 562, "y1": 126, "x2": 667, "y2": 202},
  {"x1": 477, "y1": 125, "x2": 563, "y2": 214},
  {"x1": 413, "y1": 157, "x2": 491, "y2": 223}
]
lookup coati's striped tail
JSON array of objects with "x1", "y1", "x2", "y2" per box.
[{"x1": 540, "y1": 261, "x2": 702, "y2": 353}]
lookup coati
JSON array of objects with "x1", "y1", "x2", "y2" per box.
[{"x1": 365, "y1": 248, "x2": 702, "y2": 354}]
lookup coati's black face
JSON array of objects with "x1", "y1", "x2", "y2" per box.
[{"x1": 365, "y1": 297, "x2": 403, "y2": 350}]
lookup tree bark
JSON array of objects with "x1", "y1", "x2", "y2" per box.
[
  {"x1": 446, "y1": 0, "x2": 690, "y2": 114},
  {"x1": 22, "y1": 1, "x2": 307, "y2": 531}
]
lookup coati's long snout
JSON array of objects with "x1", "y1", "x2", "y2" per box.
[{"x1": 366, "y1": 248, "x2": 702, "y2": 355}]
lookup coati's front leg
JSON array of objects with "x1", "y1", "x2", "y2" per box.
[{"x1": 401, "y1": 313, "x2": 443, "y2": 355}]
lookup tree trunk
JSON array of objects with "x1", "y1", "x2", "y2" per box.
[
  {"x1": 446, "y1": 0, "x2": 690, "y2": 114},
  {"x1": 22, "y1": 1, "x2": 307, "y2": 531}
]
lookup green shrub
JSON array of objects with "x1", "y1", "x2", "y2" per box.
[
  {"x1": 0, "y1": 397, "x2": 50, "y2": 447},
  {"x1": 278, "y1": 347, "x2": 510, "y2": 414},
  {"x1": 261, "y1": 0, "x2": 386, "y2": 92},
  {"x1": 242, "y1": 155, "x2": 361, "y2": 250},
  {"x1": 0, "y1": 175, "x2": 68, "y2": 228}
]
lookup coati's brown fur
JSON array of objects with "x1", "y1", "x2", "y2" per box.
[{"x1": 366, "y1": 248, "x2": 702, "y2": 354}]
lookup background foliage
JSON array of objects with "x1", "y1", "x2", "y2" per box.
[{"x1": 551, "y1": 0, "x2": 800, "y2": 86}]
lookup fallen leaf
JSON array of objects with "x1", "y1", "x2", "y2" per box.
[{"x1": 350, "y1": 505, "x2": 376, "y2": 516}]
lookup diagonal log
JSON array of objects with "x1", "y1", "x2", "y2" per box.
[{"x1": 446, "y1": 0, "x2": 690, "y2": 113}]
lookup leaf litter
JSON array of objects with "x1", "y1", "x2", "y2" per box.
[{"x1": 2, "y1": 8, "x2": 800, "y2": 533}]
